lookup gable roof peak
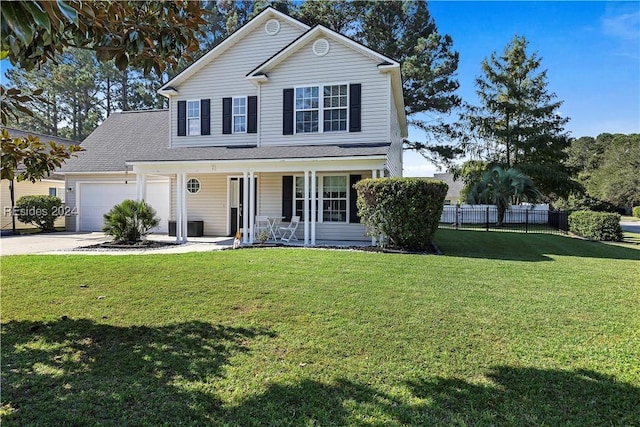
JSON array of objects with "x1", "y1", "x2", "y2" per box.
[{"x1": 158, "y1": 7, "x2": 309, "y2": 96}]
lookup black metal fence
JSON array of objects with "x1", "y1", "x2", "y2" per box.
[{"x1": 439, "y1": 205, "x2": 569, "y2": 235}]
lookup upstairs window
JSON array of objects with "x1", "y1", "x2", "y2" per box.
[
  {"x1": 323, "y1": 85, "x2": 347, "y2": 131},
  {"x1": 294, "y1": 85, "x2": 348, "y2": 133},
  {"x1": 187, "y1": 100, "x2": 200, "y2": 135},
  {"x1": 233, "y1": 97, "x2": 247, "y2": 133},
  {"x1": 295, "y1": 87, "x2": 319, "y2": 133}
]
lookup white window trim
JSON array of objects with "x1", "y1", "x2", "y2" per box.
[
  {"x1": 294, "y1": 83, "x2": 349, "y2": 134},
  {"x1": 186, "y1": 178, "x2": 201, "y2": 194},
  {"x1": 293, "y1": 173, "x2": 349, "y2": 223},
  {"x1": 187, "y1": 99, "x2": 200, "y2": 136},
  {"x1": 232, "y1": 96, "x2": 247, "y2": 134}
]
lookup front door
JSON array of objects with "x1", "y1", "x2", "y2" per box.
[
  {"x1": 229, "y1": 177, "x2": 257, "y2": 236},
  {"x1": 229, "y1": 178, "x2": 241, "y2": 236}
]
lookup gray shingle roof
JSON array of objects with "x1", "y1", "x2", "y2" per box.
[
  {"x1": 60, "y1": 109, "x2": 390, "y2": 173},
  {"x1": 2, "y1": 127, "x2": 79, "y2": 147},
  {"x1": 59, "y1": 110, "x2": 169, "y2": 173},
  {"x1": 128, "y1": 143, "x2": 390, "y2": 163}
]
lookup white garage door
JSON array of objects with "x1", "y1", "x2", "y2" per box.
[{"x1": 78, "y1": 181, "x2": 170, "y2": 233}]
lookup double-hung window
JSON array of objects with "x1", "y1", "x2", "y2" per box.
[
  {"x1": 294, "y1": 176, "x2": 318, "y2": 220},
  {"x1": 233, "y1": 97, "x2": 246, "y2": 133},
  {"x1": 322, "y1": 175, "x2": 347, "y2": 222},
  {"x1": 293, "y1": 175, "x2": 347, "y2": 223},
  {"x1": 187, "y1": 100, "x2": 200, "y2": 135},
  {"x1": 295, "y1": 85, "x2": 348, "y2": 133},
  {"x1": 323, "y1": 85, "x2": 347, "y2": 131},
  {"x1": 295, "y1": 87, "x2": 319, "y2": 133}
]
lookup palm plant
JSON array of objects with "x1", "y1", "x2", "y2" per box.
[
  {"x1": 102, "y1": 199, "x2": 159, "y2": 244},
  {"x1": 466, "y1": 166, "x2": 541, "y2": 226}
]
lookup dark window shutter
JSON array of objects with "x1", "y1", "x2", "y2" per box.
[
  {"x1": 349, "y1": 83, "x2": 361, "y2": 132},
  {"x1": 349, "y1": 174, "x2": 361, "y2": 223},
  {"x1": 177, "y1": 100, "x2": 186, "y2": 136},
  {"x1": 222, "y1": 97, "x2": 232, "y2": 134},
  {"x1": 201, "y1": 99, "x2": 210, "y2": 135},
  {"x1": 282, "y1": 175, "x2": 293, "y2": 221},
  {"x1": 247, "y1": 96, "x2": 257, "y2": 134},
  {"x1": 283, "y1": 88, "x2": 294, "y2": 135}
]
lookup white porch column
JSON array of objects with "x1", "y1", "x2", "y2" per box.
[
  {"x1": 180, "y1": 173, "x2": 188, "y2": 243},
  {"x1": 371, "y1": 169, "x2": 377, "y2": 245},
  {"x1": 249, "y1": 171, "x2": 255, "y2": 244},
  {"x1": 379, "y1": 168, "x2": 385, "y2": 178},
  {"x1": 304, "y1": 170, "x2": 309, "y2": 245},
  {"x1": 310, "y1": 170, "x2": 316, "y2": 245},
  {"x1": 136, "y1": 173, "x2": 147, "y2": 201},
  {"x1": 175, "y1": 173, "x2": 183, "y2": 243},
  {"x1": 242, "y1": 171, "x2": 249, "y2": 244}
]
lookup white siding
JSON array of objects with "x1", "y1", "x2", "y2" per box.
[
  {"x1": 260, "y1": 36, "x2": 390, "y2": 146},
  {"x1": 170, "y1": 19, "x2": 305, "y2": 148},
  {"x1": 386, "y1": 96, "x2": 403, "y2": 177},
  {"x1": 165, "y1": 171, "x2": 372, "y2": 240},
  {"x1": 171, "y1": 174, "x2": 229, "y2": 236}
]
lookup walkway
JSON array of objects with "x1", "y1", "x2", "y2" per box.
[{"x1": 0, "y1": 232, "x2": 370, "y2": 256}]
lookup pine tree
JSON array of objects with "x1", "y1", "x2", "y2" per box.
[{"x1": 462, "y1": 35, "x2": 576, "y2": 199}]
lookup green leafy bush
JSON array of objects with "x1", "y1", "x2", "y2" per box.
[
  {"x1": 633, "y1": 206, "x2": 640, "y2": 219},
  {"x1": 15, "y1": 195, "x2": 62, "y2": 232},
  {"x1": 102, "y1": 199, "x2": 159, "y2": 243},
  {"x1": 568, "y1": 210, "x2": 622, "y2": 241},
  {"x1": 355, "y1": 177, "x2": 448, "y2": 251}
]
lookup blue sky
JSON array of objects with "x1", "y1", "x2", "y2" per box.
[{"x1": 404, "y1": 0, "x2": 640, "y2": 176}]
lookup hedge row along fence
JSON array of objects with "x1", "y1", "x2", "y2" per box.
[
  {"x1": 568, "y1": 210, "x2": 623, "y2": 241},
  {"x1": 355, "y1": 177, "x2": 448, "y2": 251}
]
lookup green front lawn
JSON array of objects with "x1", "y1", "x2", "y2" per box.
[{"x1": 2, "y1": 230, "x2": 639, "y2": 426}]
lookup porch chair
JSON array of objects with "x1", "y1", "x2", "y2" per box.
[
  {"x1": 279, "y1": 216, "x2": 300, "y2": 242},
  {"x1": 254, "y1": 216, "x2": 271, "y2": 241}
]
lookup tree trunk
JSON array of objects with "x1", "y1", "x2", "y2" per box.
[
  {"x1": 10, "y1": 179, "x2": 16, "y2": 234},
  {"x1": 121, "y1": 71, "x2": 129, "y2": 111},
  {"x1": 106, "y1": 76, "x2": 112, "y2": 117}
]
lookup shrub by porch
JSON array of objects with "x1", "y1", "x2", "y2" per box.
[{"x1": 356, "y1": 177, "x2": 448, "y2": 250}]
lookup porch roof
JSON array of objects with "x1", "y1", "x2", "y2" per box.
[{"x1": 126, "y1": 142, "x2": 391, "y2": 164}]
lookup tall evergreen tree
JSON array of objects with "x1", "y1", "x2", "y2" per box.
[
  {"x1": 462, "y1": 35, "x2": 576, "y2": 199},
  {"x1": 298, "y1": 1, "x2": 461, "y2": 165}
]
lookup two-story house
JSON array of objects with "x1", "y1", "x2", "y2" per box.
[{"x1": 60, "y1": 7, "x2": 407, "y2": 245}]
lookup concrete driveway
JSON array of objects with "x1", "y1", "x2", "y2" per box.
[
  {"x1": 1, "y1": 232, "x2": 110, "y2": 255},
  {"x1": 0, "y1": 232, "x2": 233, "y2": 256}
]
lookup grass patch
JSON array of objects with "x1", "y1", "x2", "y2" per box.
[{"x1": 2, "y1": 231, "x2": 639, "y2": 426}]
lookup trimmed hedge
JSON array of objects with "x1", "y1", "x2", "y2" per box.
[
  {"x1": 633, "y1": 206, "x2": 640, "y2": 219},
  {"x1": 568, "y1": 210, "x2": 623, "y2": 241},
  {"x1": 15, "y1": 195, "x2": 62, "y2": 232},
  {"x1": 355, "y1": 177, "x2": 448, "y2": 251}
]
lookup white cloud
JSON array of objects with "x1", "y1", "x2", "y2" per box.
[{"x1": 602, "y1": 10, "x2": 640, "y2": 40}]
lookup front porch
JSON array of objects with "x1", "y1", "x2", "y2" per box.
[{"x1": 130, "y1": 154, "x2": 390, "y2": 246}]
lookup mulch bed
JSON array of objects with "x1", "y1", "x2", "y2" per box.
[{"x1": 75, "y1": 240, "x2": 179, "y2": 251}]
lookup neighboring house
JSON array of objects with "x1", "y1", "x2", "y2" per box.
[
  {"x1": 1, "y1": 127, "x2": 76, "y2": 231},
  {"x1": 60, "y1": 7, "x2": 407, "y2": 244},
  {"x1": 433, "y1": 173, "x2": 464, "y2": 205}
]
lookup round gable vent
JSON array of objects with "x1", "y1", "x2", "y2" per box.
[
  {"x1": 312, "y1": 38, "x2": 330, "y2": 57},
  {"x1": 265, "y1": 19, "x2": 280, "y2": 35}
]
